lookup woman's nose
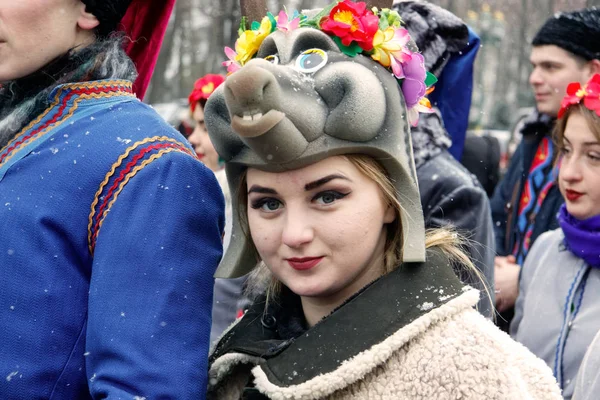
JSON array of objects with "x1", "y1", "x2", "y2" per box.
[
  {"x1": 560, "y1": 156, "x2": 583, "y2": 182},
  {"x1": 281, "y1": 210, "x2": 314, "y2": 248},
  {"x1": 188, "y1": 128, "x2": 202, "y2": 147}
]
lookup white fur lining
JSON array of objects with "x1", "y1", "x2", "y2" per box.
[
  {"x1": 251, "y1": 288, "x2": 480, "y2": 400},
  {"x1": 209, "y1": 313, "x2": 244, "y2": 355},
  {"x1": 209, "y1": 352, "x2": 263, "y2": 387}
]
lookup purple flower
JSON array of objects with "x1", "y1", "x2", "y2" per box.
[{"x1": 401, "y1": 53, "x2": 426, "y2": 108}]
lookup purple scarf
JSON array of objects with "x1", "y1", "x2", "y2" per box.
[{"x1": 558, "y1": 204, "x2": 600, "y2": 268}]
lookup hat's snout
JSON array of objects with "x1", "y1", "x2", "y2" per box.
[
  {"x1": 221, "y1": 58, "x2": 330, "y2": 164},
  {"x1": 225, "y1": 64, "x2": 288, "y2": 140}
]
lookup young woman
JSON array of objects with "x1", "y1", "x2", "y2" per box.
[
  {"x1": 204, "y1": 1, "x2": 560, "y2": 398},
  {"x1": 188, "y1": 73, "x2": 227, "y2": 172},
  {"x1": 188, "y1": 73, "x2": 250, "y2": 344},
  {"x1": 511, "y1": 73, "x2": 600, "y2": 400},
  {"x1": 0, "y1": 1, "x2": 224, "y2": 397}
]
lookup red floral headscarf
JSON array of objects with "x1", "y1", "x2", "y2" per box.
[
  {"x1": 558, "y1": 74, "x2": 600, "y2": 119},
  {"x1": 188, "y1": 74, "x2": 226, "y2": 112}
]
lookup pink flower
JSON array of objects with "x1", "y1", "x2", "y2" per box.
[
  {"x1": 407, "y1": 95, "x2": 435, "y2": 127},
  {"x1": 222, "y1": 46, "x2": 241, "y2": 74},
  {"x1": 276, "y1": 10, "x2": 300, "y2": 32}
]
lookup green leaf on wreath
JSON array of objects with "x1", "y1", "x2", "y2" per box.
[
  {"x1": 331, "y1": 36, "x2": 363, "y2": 57},
  {"x1": 425, "y1": 72, "x2": 438, "y2": 87}
]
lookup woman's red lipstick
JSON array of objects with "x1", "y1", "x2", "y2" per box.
[
  {"x1": 565, "y1": 189, "x2": 583, "y2": 201},
  {"x1": 286, "y1": 257, "x2": 323, "y2": 271}
]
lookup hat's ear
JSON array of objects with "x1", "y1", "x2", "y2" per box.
[{"x1": 240, "y1": 0, "x2": 268, "y2": 24}]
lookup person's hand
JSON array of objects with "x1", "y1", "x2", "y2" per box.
[{"x1": 494, "y1": 255, "x2": 520, "y2": 312}]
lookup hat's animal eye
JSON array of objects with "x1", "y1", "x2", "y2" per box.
[
  {"x1": 265, "y1": 55, "x2": 279, "y2": 65},
  {"x1": 295, "y1": 49, "x2": 327, "y2": 73}
]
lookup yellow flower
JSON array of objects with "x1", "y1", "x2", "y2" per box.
[
  {"x1": 371, "y1": 27, "x2": 411, "y2": 77},
  {"x1": 235, "y1": 17, "x2": 273, "y2": 65},
  {"x1": 371, "y1": 28, "x2": 397, "y2": 67}
]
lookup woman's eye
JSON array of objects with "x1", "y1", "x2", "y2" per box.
[
  {"x1": 295, "y1": 49, "x2": 328, "y2": 73},
  {"x1": 588, "y1": 152, "x2": 600, "y2": 161},
  {"x1": 313, "y1": 191, "x2": 348, "y2": 205},
  {"x1": 264, "y1": 55, "x2": 279, "y2": 65},
  {"x1": 251, "y1": 198, "x2": 282, "y2": 212}
]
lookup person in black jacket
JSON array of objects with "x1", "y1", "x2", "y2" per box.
[
  {"x1": 393, "y1": 0, "x2": 495, "y2": 317},
  {"x1": 490, "y1": 8, "x2": 600, "y2": 328}
]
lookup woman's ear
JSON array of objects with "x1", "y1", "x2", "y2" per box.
[
  {"x1": 383, "y1": 204, "x2": 396, "y2": 224},
  {"x1": 77, "y1": 3, "x2": 100, "y2": 31}
]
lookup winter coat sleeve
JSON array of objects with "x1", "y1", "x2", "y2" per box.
[
  {"x1": 573, "y1": 329, "x2": 600, "y2": 400},
  {"x1": 490, "y1": 141, "x2": 524, "y2": 255},
  {"x1": 427, "y1": 183, "x2": 495, "y2": 317},
  {"x1": 509, "y1": 231, "x2": 549, "y2": 337},
  {"x1": 85, "y1": 151, "x2": 225, "y2": 399}
]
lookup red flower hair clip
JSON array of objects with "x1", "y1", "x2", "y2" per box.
[
  {"x1": 558, "y1": 73, "x2": 600, "y2": 119},
  {"x1": 188, "y1": 74, "x2": 226, "y2": 112}
]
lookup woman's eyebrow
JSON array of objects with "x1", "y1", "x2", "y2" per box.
[
  {"x1": 582, "y1": 141, "x2": 600, "y2": 147},
  {"x1": 247, "y1": 185, "x2": 278, "y2": 195},
  {"x1": 304, "y1": 174, "x2": 351, "y2": 191}
]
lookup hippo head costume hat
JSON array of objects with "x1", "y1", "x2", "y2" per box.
[{"x1": 205, "y1": 0, "x2": 436, "y2": 278}]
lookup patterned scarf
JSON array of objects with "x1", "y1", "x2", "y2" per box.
[
  {"x1": 512, "y1": 135, "x2": 556, "y2": 264},
  {"x1": 0, "y1": 37, "x2": 137, "y2": 150}
]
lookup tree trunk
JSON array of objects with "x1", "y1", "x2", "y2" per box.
[
  {"x1": 516, "y1": 0, "x2": 530, "y2": 105},
  {"x1": 146, "y1": 2, "x2": 181, "y2": 103}
]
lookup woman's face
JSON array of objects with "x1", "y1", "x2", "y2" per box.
[
  {"x1": 246, "y1": 156, "x2": 395, "y2": 304},
  {"x1": 189, "y1": 105, "x2": 220, "y2": 171},
  {"x1": 0, "y1": 0, "x2": 97, "y2": 82},
  {"x1": 559, "y1": 111, "x2": 600, "y2": 220}
]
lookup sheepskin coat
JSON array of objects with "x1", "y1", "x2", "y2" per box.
[{"x1": 208, "y1": 249, "x2": 561, "y2": 400}]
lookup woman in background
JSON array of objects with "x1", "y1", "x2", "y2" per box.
[{"x1": 511, "y1": 74, "x2": 600, "y2": 400}]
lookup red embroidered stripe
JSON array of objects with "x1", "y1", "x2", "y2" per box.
[
  {"x1": 89, "y1": 142, "x2": 192, "y2": 248},
  {"x1": 0, "y1": 84, "x2": 131, "y2": 164}
]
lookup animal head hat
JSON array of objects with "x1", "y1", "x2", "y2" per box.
[{"x1": 205, "y1": 0, "x2": 436, "y2": 278}]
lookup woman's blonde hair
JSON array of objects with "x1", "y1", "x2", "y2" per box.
[{"x1": 239, "y1": 154, "x2": 491, "y2": 308}]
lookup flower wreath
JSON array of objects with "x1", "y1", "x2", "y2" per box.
[
  {"x1": 558, "y1": 73, "x2": 600, "y2": 119},
  {"x1": 223, "y1": 0, "x2": 436, "y2": 125},
  {"x1": 188, "y1": 74, "x2": 226, "y2": 112}
]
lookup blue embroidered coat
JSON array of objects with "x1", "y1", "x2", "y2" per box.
[{"x1": 0, "y1": 80, "x2": 224, "y2": 399}]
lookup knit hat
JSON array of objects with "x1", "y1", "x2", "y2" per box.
[
  {"x1": 82, "y1": 0, "x2": 176, "y2": 99},
  {"x1": 532, "y1": 8, "x2": 600, "y2": 61},
  {"x1": 205, "y1": 0, "x2": 432, "y2": 279}
]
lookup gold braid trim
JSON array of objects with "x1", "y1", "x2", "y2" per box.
[
  {"x1": 88, "y1": 147, "x2": 196, "y2": 255},
  {"x1": 0, "y1": 80, "x2": 133, "y2": 156},
  {"x1": 86, "y1": 136, "x2": 190, "y2": 254},
  {"x1": 0, "y1": 88, "x2": 135, "y2": 168}
]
